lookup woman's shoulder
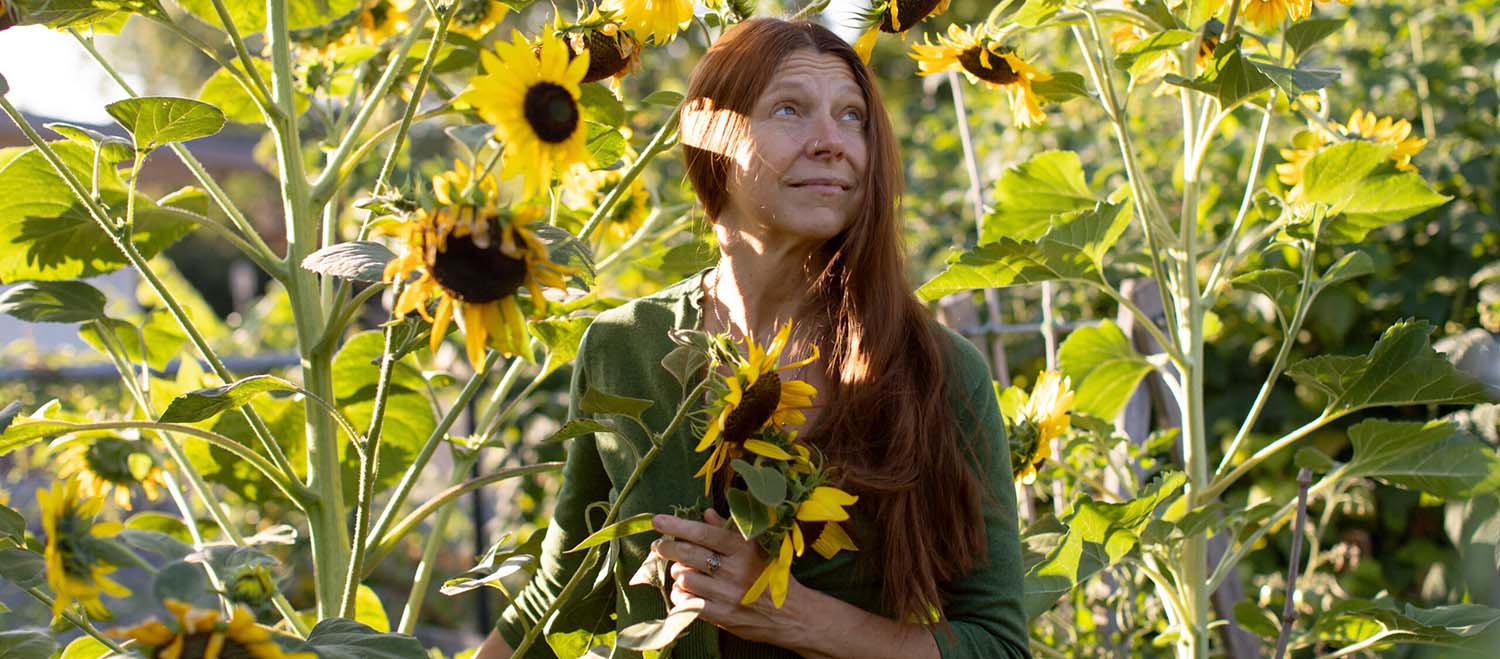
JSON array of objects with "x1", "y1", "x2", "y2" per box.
[
  {"x1": 582, "y1": 271, "x2": 706, "y2": 350},
  {"x1": 930, "y1": 319, "x2": 995, "y2": 395}
]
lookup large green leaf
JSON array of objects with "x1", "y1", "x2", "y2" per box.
[
  {"x1": 197, "y1": 394, "x2": 305, "y2": 503},
  {"x1": 0, "y1": 141, "x2": 195, "y2": 282},
  {"x1": 1252, "y1": 60, "x2": 1340, "y2": 98},
  {"x1": 174, "y1": 0, "x2": 359, "y2": 35},
  {"x1": 7, "y1": 0, "x2": 163, "y2": 30},
  {"x1": 0, "y1": 630, "x2": 58, "y2": 659},
  {"x1": 918, "y1": 201, "x2": 1130, "y2": 301},
  {"x1": 1344, "y1": 420, "x2": 1500, "y2": 497},
  {"x1": 1165, "y1": 36, "x2": 1272, "y2": 107},
  {"x1": 1285, "y1": 320, "x2": 1493, "y2": 415},
  {"x1": 531, "y1": 317, "x2": 592, "y2": 379},
  {"x1": 1057, "y1": 319, "x2": 1155, "y2": 420},
  {"x1": 1315, "y1": 599, "x2": 1500, "y2": 655},
  {"x1": 288, "y1": 618, "x2": 426, "y2": 659},
  {"x1": 58, "y1": 637, "x2": 110, "y2": 659},
  {"x1": 1231, "y1": 268, "x2": 1300, "y2": 329},
  {"x1": 1285, "y1": 17, "x2": 1347, "y2": 58},
  {"x1": 580, "y1": 386, "x2": 654, "y2": 420},
  {"x1": 331, "y1": 331, "x2": 436, "y2": 497},
  {"x1": 1298, "y1": 141, "x2": 1451, "y2": 244},
  {"x1": 1113, "y1": 29, "x2": 1196, "y2": 79},
  {"x1": 106, "y1": 97, "x2": 225, "y2": 152},
  {"x1": 0, "y1": 548, "x2": 46, "y2": 588},
  {"x1": 568, "y1": 512, "x2": 657, "y2": 553},
  {"x1": 1024, "y1": 472, "x2": 1186, "y2": 617},
  {"x1": 355, "y1": 584, "x2": 391, "y2": 633},
  {"x1": 983, "y1": 150, "x2": 1098, "y2": 244},
  {"x1": 0, "y1": 280, "x2": 106, "y2": 323},
  {"x1": 159, "y1": 375, "x2": 298, "y2": 423}
]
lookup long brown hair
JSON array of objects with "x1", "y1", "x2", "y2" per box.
[{"x1": 680, "y1": 18, "x2": 990, "y2": 628}]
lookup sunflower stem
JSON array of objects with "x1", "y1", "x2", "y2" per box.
[
  {"x1": 396, "y1": 449, "x2": 479, "y2": 634},
  {"x1": 24, "y1": 588, "x2": 129, "y2": 654},
  {"x1": 579, "y1": 105, "x2": 682, "y2": 243},
  {"x1": 206, "y1": 0, "x2": 278, "y2": 119}
]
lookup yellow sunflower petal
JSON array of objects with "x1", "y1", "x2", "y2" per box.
[{"x1": 743, "y1": 439, "x2": 794, "y2": 460}]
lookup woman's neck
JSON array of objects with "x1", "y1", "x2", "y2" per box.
[{"x1": 707, "y1": 233, "x2": 818, "y2": 342}]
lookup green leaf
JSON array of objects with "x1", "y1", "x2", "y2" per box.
[
  {"x1": 1299, "y1": 141, "x2": 1452, "y2": 244},
  {"x1": 1030, "y1": 72, "x2": 1089, "y2": 103},
  {"x1": 580, "y1": 83, "x2": 626, "y2": 127},
  {"x1": 0, "y1": 547, "x2": 46, "y2": 588},
  {"x1": 1057, "y1": 320, "x2": 1155, "y2": 420},
  {"x1": 0, "y1": 280, "x2": 106, "y2": 322},
  {"x1": 641, "y1": 90, "x2": 685, "y2": 107},
  {"x1": 531, "y1": 317, "x2": 592, "y2": 379},
  {"x1": 568, "y1": 512, "x2": 657, "y2": 553},
  {"x1": 1165, "y1": 36, "x2": 1272, "y2": 107},
  {"x1": 1113, "y1": 29, "x2": 1196, "y2": 78},
  {"x1": 1285, "y1": 320, "x2": 1493, "y2": 415},
  {"x1": 159, "y1": 375, "x2": 297, "y2": 423},
  {"x1": 1232, "y1": 600, "x2": 1281, "y2": 639},
  {"x1": 300, "y1": 240, "x2": 395, "y2": 283},
  {"x1": 355, "y1": 584, "x2": 391, "y2": 633},
  {"x1": 197, "y1": 59, "x2": 309, "y2": 123},
  {"x1": 1010, "y1": 0, "x2": 1063, "y2": 26},
  {"x1": 289, "y1": 618, "x2": 427, "y2": 659},
  {"x1": 1294, "y1": 447, "x2": 1337, "y2": 474},
  {"x1": 1319, "y1": 251, "x2": 1375, "y2": 289},
  {"x1": 580, "y1": 387, "x2": 654, "y2": 420},
  {"x1": 0, "y1": 503, "x2": 23, "y2": 542},
  {"x1": 331, "y1": 331, "x2": 435, "y2": 499},
  {"x1": 174, "y1": 0, "x2": 360, "y2": 35},
  {"x1": 1252, "y1": 60, "x2": 1340, "y2": 98},
  {"x1": 1232, "y1": 268, "x2": 1300, "y2": 328},
  {"x1": 617, "y1": 599, "x2": 704, "y2": 651},
  {"x1": 0, "y1": 630, "x2": 58, "y2": 659},
  {"x1": 152, "y1": 561, "x2": 208, "y2": 603},
  {"x1": 731, "y1": 460, "x2": 787, "y2": 507},
  {"x1": 0, "y1": 141, "x2": 195, "y2": 282},
  {"x1": 196, "y1": 391, "x2": 305, "y2": 503},
  {"x1": 59, "y1": 636, "x2": 110, "y2": 659},
  {"x1": 727, "y1": 488, "x2": 772, "y2": 540},
  {"x1": 984, "y1": 151, "x2": 1097, "y2": 244},
  {"x1": 1344, "y1": 420, "x2": 1500, "y2": 497},
  {"x1": 586, "y1": 122, "x2": 628, "y2": 168},
  {"x1": 0, "y1": 419, "x2": 71, "y2": 457},
  {"x1": 118, "y1": 528, "x2": 193, "y2": 561},
  {"x1": 79, "y1": 312, "x2": 187, "y2": 372},
  {"x1": 1285, "y1": 17, "x2": 1346, "y2": 58},
  {"x1": 7, "y1": 0, "x2": 165, "y2": 30},
  {"x1": 661, "y1": 345, "x2": 708, "y2": 388},
  {"x1": 45, "y1": 122, "x2": 134, "y2": 164},
  {"x1": 1023, "y1": 472, "x2": 1186, "y2": 617},
  {"x1": 106, "y1": 96, "x2": 226, "y2": 152},
  {"x1": 125, "y1": 510, "x2": 195, "y2": 544},
  {"x1": 1317, "y1": 599, "x2": 1500, "y2": 653},
  {"x1": 543, "y1": 419, "x2": 612, "y2": 443}
]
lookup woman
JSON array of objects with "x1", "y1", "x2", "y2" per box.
[{"x1": 477, "y1": 17, "x2": 1029, "y2": 659}]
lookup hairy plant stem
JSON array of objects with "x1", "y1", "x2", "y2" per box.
[
  {"x1": 510, "y1": 377, "x2": 712, "y2": 657},
  {"x1": 1202, "y1": 101, "x2": 1275, "y2": 297},
  {"x1": 578, "y1": 107, "x2": 682, "y2": 243},
  {"x1": 207, "y1": 0, "x2": 276, "y2": 115},
  {"x1": 25, "y1": 588, "x2": 130, "y2": 654},
  {"x1": 396, "y1": 448, "x2": 478, "y2": 635},
  {"x1": 1206, "y1": 412, "x2": 1337, "y2": 502}
]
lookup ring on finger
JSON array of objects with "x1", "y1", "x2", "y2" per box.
[{"x1": 705, "y1": 551, "x2": 722, "y2": 576}]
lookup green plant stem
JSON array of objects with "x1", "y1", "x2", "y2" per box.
[
  {"x1": 1214, "y1": 243, "x2": 1317, "y2": 479},
  {"x1": 329, "y1": 104, "x2": 458, "y2": 206},
  {"x1": 366, "y1": 462, "x2": 564, "y2": 573},
  {"x1": 578, "y1": 107, "x2": 682, "y2": 243},
  {"x1": 365, "y1": 351, "x2": 503, "y2": 559},
  {"x1": 24, "y1": 588, "x2": 130, "y2": 654},
  {"x1": 316, "y1": 282, "x2": 388, "y2": 354},
  {"x1": 340, "y1": 278, "x2": 408, "y2": 617},
  {"x1": 1134, "y1": 555, "x2": 1189, "y2": 637},
  {"x1": 0, "y1": 94, "x2": 298, "y2": 488},
  {"x1": 509, "y1": 377, "x2": 712, "y2": 656},
  {"x1": 1206, "y1": 468, "x2": 1341, "y2": 592},
  {"x1": 142, "y1": 17, "x2": 278, "y2": 125},
  {"x1": 396, "y1": 450, "x2": 478, "y2": 634},
  {"x1": 1222, "y1": 0, "x2": 1247, "y2": 43},
  {"x1": 309, "y1": 5, "x2": 436, "y2": 206},
  {"x1": 477, "y1": 356, "x2": 550, "y2": 442},
  {"x1": 206, "y1": 0, "x2": 277, "y2": 117},
  {"x1": 1090, "y1": 280, "x2": 1189, "y2": 368},
  {"x1": 1204, "y1": 412, "x2": 1335, "y2": 503},
  {"x1": 1202, "y1": 102, "x2": 1274, "y2": 298},
  {"x1": 158, "y1": 206, "x2": 285, "y2": 278}
]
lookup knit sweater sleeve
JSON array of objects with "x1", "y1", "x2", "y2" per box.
[
  {"x1": 496, "y1": 324, "x2": 617, "y2": 658},
  {"x1": 930, "y1": 329, "x2": 1033, "y2": 659}
]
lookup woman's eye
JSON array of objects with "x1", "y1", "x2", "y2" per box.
[
  {"x1": 773, "y1": 104, "x2": 797, "y2": 117},
  {"x1": 842, "y1": 108, "x2": 865, "y2": 122}
]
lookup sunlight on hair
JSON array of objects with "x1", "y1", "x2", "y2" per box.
[{"x1": 681, "y1": 97, "x2": 753, "y2": 168}]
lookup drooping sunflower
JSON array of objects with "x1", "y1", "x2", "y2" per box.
[
  {"x1": 380, "y1": 161, "x2": 576, "y2": 368},
  {"x1": 53, "y1": 436, "x2": 165, "y2": 511},
  {"x1": 1276, "y1": 108, "x2": 1428, "y2": 187},
  {"x1": 853, "y1": 0, "x2": 952, "y2": 62},
  {"x1": 910, "y1": 25, "x2": 1052, "y2": 128},
  {"x1": 742, "y1": 484, "x2": 859, "y2": 608},
  {"x1": 112, "y1": 599, "x2": 316, "y2": 659},
  {"x1": 463, "y1": 31, "x2": 593, "y2": 201},
  {"x1": 694, "y1": 321, "x2": 819, "y2": 495},
  {"x1": 563, "y1": 19, "x2": 643, "y2": 91},
  {"x1": 601, "y1": 0, "x2": 694, "y2": 46},
  {"x1": 39, "y1": 480, "x2": 130, "y2": 619},
  {"x1": 1008, "y1": 370, "x2": 1074, "y2": 485},
  {"x1": 448, "y1": 0, "x2": 510, "y2": 38}
]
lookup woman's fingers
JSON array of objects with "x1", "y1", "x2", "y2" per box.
[
  {"x1": 652, "y1": 514, "x2": 740, "y2": 554},
  {"x1": 654, "y1": 537, "x2": 724, "y2": 576}
]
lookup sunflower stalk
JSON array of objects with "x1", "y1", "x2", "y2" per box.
[
  {"x1": 395, "y1": 448, "x2": 476, "y2": 635},
  {"x1": 206, "y1": 0, "x2": 277, "y2": 117},
  {"x1": 24, "y1": 587, "x2": 130, "y2": 654},
  {"x1": 580, "y1": 105, "x2": 682, "y2": 243}
]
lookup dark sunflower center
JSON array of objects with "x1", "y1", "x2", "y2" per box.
[
  {"x1": 454, "y1": 0, "x2": 490, "y2": 25},
  {"x1": 879, "y1": 0, "x2": 943, "y2": 33},
  {"x1": 580, "y1": 32, "x2": 630, "y2": 83},
  {"x1": 178, "y1": 633, "x2": 260, "y2": 659},
  {"x1": 523, "y1": 83, "x2": 580, "y2": 144},
  {"x1": 722, "y1": 371, "x2": 782, "y2": 443},
  {"x1": 427, "y1": 228, "x2": 529, "y2": 304},
  {"x1": 85, "y1": 439, "x2": 139, "y2": 484},
  {"x1": 958, "y1": 47, "x2": 1020, "y2": 85}
]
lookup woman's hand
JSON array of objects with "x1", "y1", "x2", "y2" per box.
[{"x1": 650, "y1": 509, "x2": 807, "y2": 647}]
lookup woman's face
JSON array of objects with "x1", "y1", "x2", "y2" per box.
[{"x1": 718, "y1": 50, "x2": 869, "y2": 246}]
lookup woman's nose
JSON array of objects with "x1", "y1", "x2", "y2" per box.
[{"x1": 806, "y1": 116, "x2": 847, "y2": 160}]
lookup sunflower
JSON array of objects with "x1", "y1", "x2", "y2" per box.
[
  {"x1": 356, "y1": 0, "x2": 412, "y2": 45},
  {"x1": 113, "y1": 599, "x2": 316, "y2": 659},
  {"x1": 853, "y1": 0, "x2": 952, "y2": 62},
  {"x1": 742, "y1": 484, "x2": 859, "y2": 608},
  {"x1": 380, "y1": 161, "x2": 576, "y2": 368},
  {"x1": 565, "y1": 21, "x2": 642, "y2": 89},
  {"x1": 601, "y1": 0, "x2": 694, "y2": 46},
  {"x1": 39, "y1": 480, "x2": 130, "y2": 619},
  {"x1": 1276, "y1": 108, "x2": 1428, "y2": 187},
  {"x1": 463, "y1": 30, "x2": 593, "y2": 201},
  {"x1": 910, "y1": 25, "x2": 1052, "y2": 128},
  {"x1": 1008, "y1": 370, "x2": 1074, "y2": 485},
  {"x1": 446, "y1": 0, "x2": 509, "y2": 39},
  {"x1": 53, "y1": 436, "x2": 165, "y2": 511},
  {"x1": 561, "y1": 141, "x2": 651, "y2": 243}
]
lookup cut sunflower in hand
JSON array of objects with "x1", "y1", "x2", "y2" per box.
[
  {"x1": 742, "y1": 483, "x2": 860, "y2": 608},
  {"x1": 380, "y1": 161, "x2": 577, "y2": 368},
  {"x1": 53, "y1": 435, "x2": 165, "y2": 511},
  {"x1": 1276, "y1": 108, "x2": 1428, "y2": 188},
  {"x1": 601, "y1": 0, "x2": 694, "y2": 46},
  {"x1": 910, "y1": 25, "x2": 1052, "y2": 128},
  {"x1": 694, "y1": 320, "x2": 819, "y2": 494},
  {"x1": 1007, "y1": 370, "x2": 1074, "y2": 485},
  {"x1": 112, "y1": 599, "x2": 316, "y2": 659},
  {"x1": 39, "y1": 480, "x2": 131, "y2": 619},
  {"x1": 463, "y1": 30, "x2": 593, "y2": 200},
  {"x1": 851, "y1": 0, "x2": 952, "y2": 62}
]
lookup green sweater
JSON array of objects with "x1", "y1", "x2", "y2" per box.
[{"x1": 496, "y1": 271, "x2": 1031, "y2": 659}]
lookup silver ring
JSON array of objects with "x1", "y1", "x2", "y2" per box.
[{"x1": 706, "y1": 552, "x2": 722, "y2": 575}]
